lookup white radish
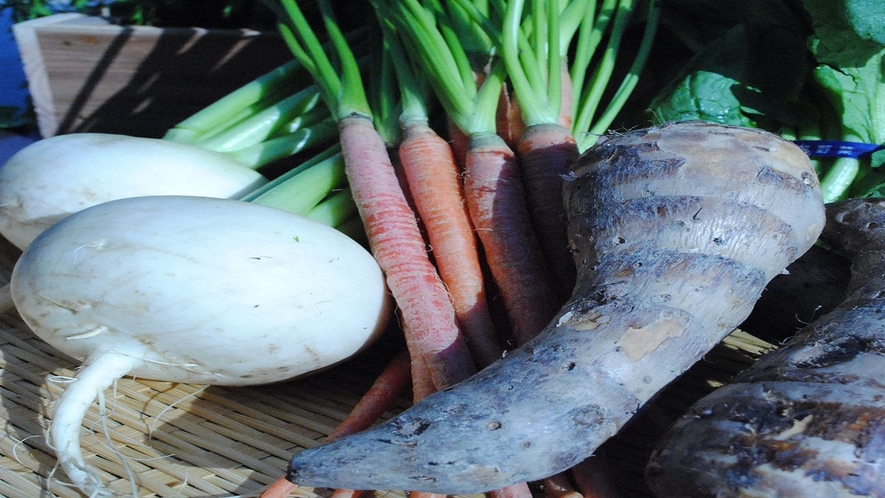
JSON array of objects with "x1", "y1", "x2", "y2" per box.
[
  {"x1": 0, "y1": 133, "x2": 268, "y2": 250},
  {"x1": 10, "y1": 195, "x2": 391, "y2": 497}
]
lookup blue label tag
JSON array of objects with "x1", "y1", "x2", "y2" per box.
[{"x1": 793, "y1": 140, "x2": 884, "y2": 159}]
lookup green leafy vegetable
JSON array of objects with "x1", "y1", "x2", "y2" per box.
[
  {"x1": 648, "y1": 21, "x2": 810, "y2": 131},
  {"x1": 803, "y1": 0, "x2": 885, "y2": 199},
  {"x1": 645, "y1": 0, "x2": 885, "y2": 201}
]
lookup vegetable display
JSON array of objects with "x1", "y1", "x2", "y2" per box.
[
  {"x1": 10, "y1": 195, "x2": 391, "y2": 497},
  {"x1": 273, "y1": 121, "x2": 824, "y2": 494},
  {"x1": 7, "y1": 1, "x2": 882, "y2": 497},
  {"x1": 645, "y1": 198, "x2": 885, "y2": 497}
]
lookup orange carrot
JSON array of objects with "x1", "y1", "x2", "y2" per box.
[
  {"x1": 274, "y1": 0, "x2": 478, "y2": 393},
  {"x1": 446, "y1": 117, "x2": 470, "y2": 169},
  {"x1": 326, "y1": 348, "x2": 412, "y2": 441},
  {"x1": 339, "y1": 114, "x2": 477, "y2": 389},
  {"x1": 260, "y1": 349, "x2": 412, "y2": 498},
  {"x1": 497, "y1": 81, "x2": 526, "y2": 151},
  {"x1": 516, "y1": 123, "x2": 580, "y2": 298},
  {"x1": 331, "y1": 489, "x2": 368, "y2": 498},
  {"x1": 463, "y1": 132, "x2": 561, "y2": 345},
  {"x1": 558, "y1": 58, "x2": 574, "y2": 129},
  {"x1": 379, "y1": 18, "x2": 504, "y2": 370},
  {"x1": 398, "y1": 119, "x2": 504, "y2": 368},
  {"x1": 365, "y1": 4, "x2": 561, "y2": 346},
  {"x1": 488, "y1": 1, "x2": 581, "y2": 300},
  {"x1": 260, "y1": 478, "x2": 299, "y2": 498}
]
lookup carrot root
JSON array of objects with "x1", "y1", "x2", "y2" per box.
[
  {"x1": 326, "y1": 349, "x2": 412, "y2": 441},
  {"x1": 516, "y1": 123, "x2": 579, "y2": 298},
  {"x1": 399, "y1": 119, "x2": 504, "y2": 368},
  {"x1": 463, "y1": 132, "x2": 561, "y2": 345},
  {"x1": 497, "y1": 81, "x2": 526, "y2": 151},
  {"x1": 259, "y1": 476, "x2": 299, "y2": 498},
  {"x1": 339, "y1": 114, "x2": 476, "y2": 390}
]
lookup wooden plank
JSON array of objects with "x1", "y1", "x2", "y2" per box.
[{"x1": 13, "y1": 14, "x2": 291, "y2": 138}]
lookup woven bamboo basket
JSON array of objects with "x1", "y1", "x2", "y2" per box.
[{"x1": 0, "y1": 210, "x2": 811, "y2": 498}]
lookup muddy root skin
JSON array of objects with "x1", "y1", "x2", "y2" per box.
[
  {"x1": 646, "y1": 198, "x2": 885, "y2": 498},
  {"x1": 284, "y1": 121, "x2": 825, "y2": 495}
]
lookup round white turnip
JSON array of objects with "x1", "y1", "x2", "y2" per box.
[
  {"x1": 0, "y1": 133, "x2": 268, "y2": 249},
  {"x1": 11, "y1": 195, "x2": 391, "y2": 496}
]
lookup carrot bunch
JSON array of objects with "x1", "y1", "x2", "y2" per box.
[{"x1": 258, "y1": 0, "x2": 659, "y2": 497}]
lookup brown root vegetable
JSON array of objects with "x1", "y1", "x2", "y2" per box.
[
  {"x1": 738, "y1": 243, "x2": 851, "y2": 344},
  {"x1": 646, "y1": 198, "x2": 885, "y2": 498},
  {"x1": 280, "y1": 121, "x2": 825, "y2": 494}
]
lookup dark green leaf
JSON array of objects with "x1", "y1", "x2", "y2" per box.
[{"x1": 649, "y1": 23, "x2": 809, "y2": 128}]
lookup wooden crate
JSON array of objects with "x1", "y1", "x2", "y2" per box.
[{"x1": 12, "y1": 13, "x2": 291, "y2": 138}]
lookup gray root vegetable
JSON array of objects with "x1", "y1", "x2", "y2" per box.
[
  {"x1": 279, "y1": 121, "x2": 825, "y2": 494},
  {"x1": 646, "y1": 198, "x2": 885, "y2": 498}
]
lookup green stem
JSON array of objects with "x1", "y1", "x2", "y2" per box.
[
  {"x1": 368, "y1": 29, "x2": 402, "y2": 146},
  {"x1": 306, "y1": 188, "x2": 359, "y2": 227},
  {"x1": 569, "y1": 0, "x2": 610, "y2": 120},
  {"x1": 272, "y1": 105, "x2": 335, "y2": 137},
  {"x1": 572, "y1": 0, "x2": 634, "y2": 138},
  {"x1": 582, "y1": 0, "x2": 659, "y2": 149},
  {"x1": 194, "y1": 85, "x2": 325, "y2": 153},
  {"x1": 223, "y1": 117, "x2": 339, "y2": 169},
  {"x1": 545, "y1": 0, "x2": 562, "y2": 123},
  {"x1": 373, "y1": 0, "x2": 485, "y2": 133},
  {"x1": 559, "y1": 1, "x2": 590, "y2": 50},
  {"x1": 275, "y1": 0, "x2": 344, "y2": 117},
  {"x1": 470, "y1": 60, "x2": 507, "y2": 134},
  {"x1": 163, "y1": 59, "x2": 308, "y2": 144},
  {"x1": 242, "y1": 145, "x2": 345, "y2": 215},
  {"x1": 821, "y1": 156, "x2": 861, "y2": 202},
  {"x1": 317, "y1": 0, "x2": 373, "y2": 118},
  {"x1": 380, "y1": 16, "x2": 430, "y2": 124}
]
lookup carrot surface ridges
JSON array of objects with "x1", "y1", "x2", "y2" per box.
[
  {"x1": 516, "y1": 122, "x2": 580, "y2": 298},
  {"x1": 463, "y1": 131, "x2": 561, "y2": 345},
  {"x1": 338, "y1": 114, "x2": 477, "y2": 390},
  {"x1": 398, "y1": 119, "x2": 504, "y2": 368}
]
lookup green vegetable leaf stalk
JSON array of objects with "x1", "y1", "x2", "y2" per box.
[{"x1": 803, "y1": 0, "x2": 885, "y2": 200}]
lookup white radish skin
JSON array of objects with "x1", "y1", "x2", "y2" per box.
[
  {"x1": 10, "y1": 196, "x2": 391, "y2": 497},
  {"x1": 0, "y1": 133, "x2": 269, "y2": 250}
]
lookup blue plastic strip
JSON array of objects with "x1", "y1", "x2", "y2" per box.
[{"x1": 793, "y1": 140, "x2": 884, "y2": 159}]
